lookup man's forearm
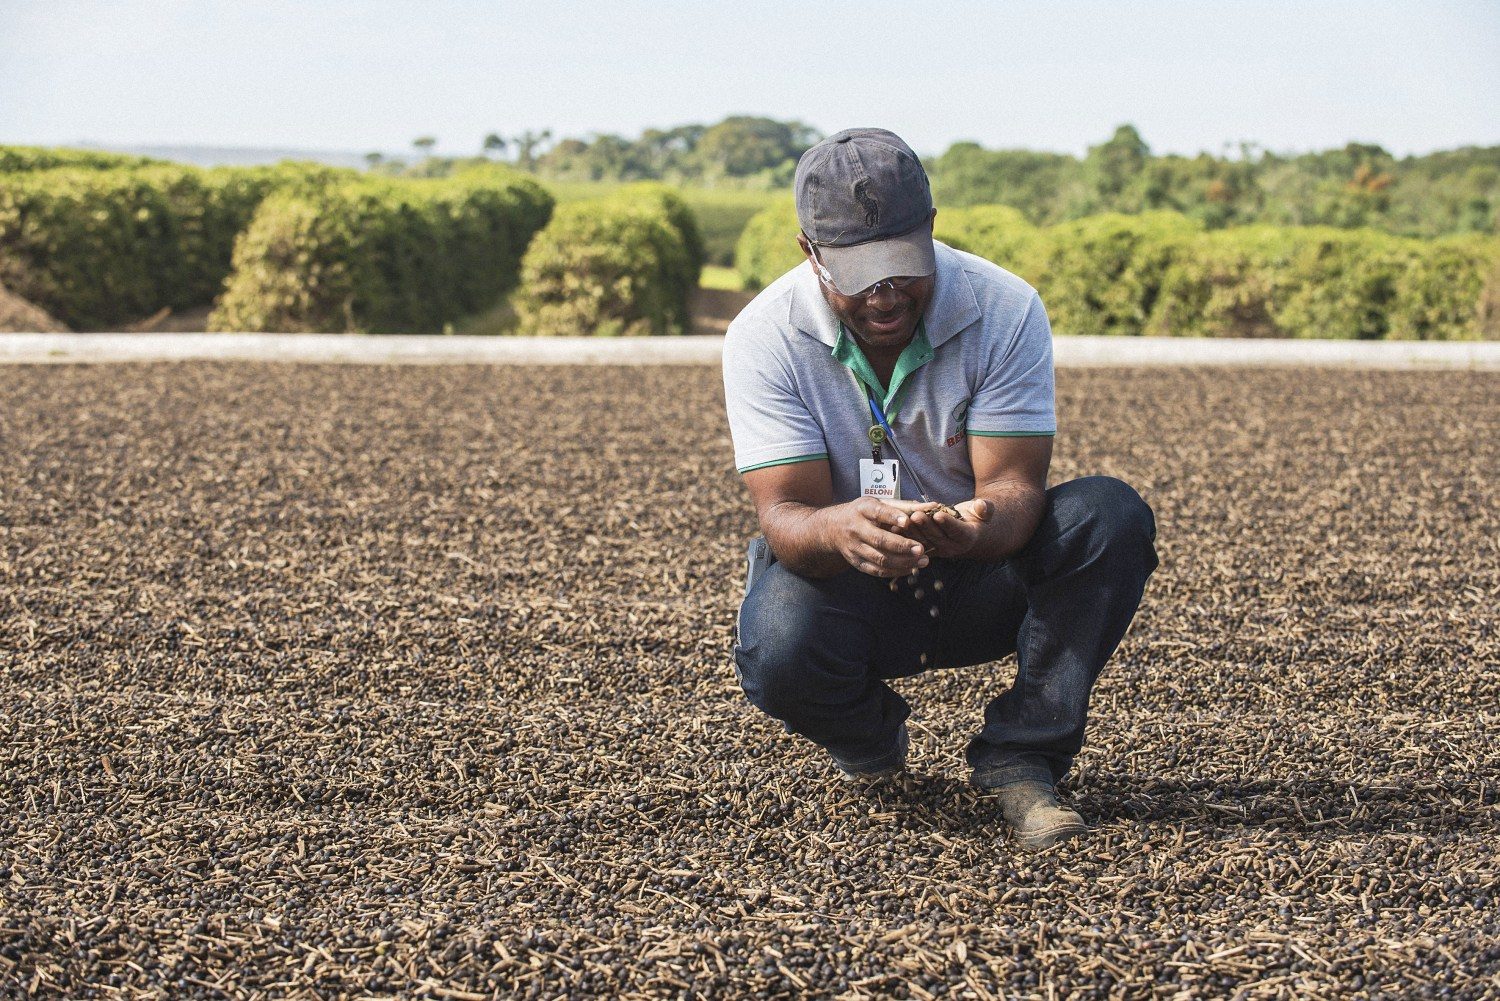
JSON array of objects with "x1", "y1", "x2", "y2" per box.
[
  {"x1": 760, "y1": 502, "x2": 850, "y2": 578},
  {"x1": 965, "y1": 481, "x2": 1047, "y2": 563}
]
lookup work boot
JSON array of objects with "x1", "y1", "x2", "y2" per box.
[
  {"x1": 831, "y1": 722, "x2": 908, "y2": 784},
  {"x1": 989, "y1": 780, "x2": 1088, "y2": 849}
]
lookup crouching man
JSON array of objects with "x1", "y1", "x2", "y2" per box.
[{"x1": 722, "y1": 128, "x2": 1158, "y2": 849}]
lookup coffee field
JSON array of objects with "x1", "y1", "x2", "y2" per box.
[{"x1": 1, "y1": 363, "x2": 1495, "y2": 999}]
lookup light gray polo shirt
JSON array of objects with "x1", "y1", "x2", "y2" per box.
[{"x1": 722, "y1": 240, "x2": 1055, "y2": 505}]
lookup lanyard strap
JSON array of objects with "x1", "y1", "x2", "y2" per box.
[
  {"x1": 851, "y1": 370, "x2": 935, "y2": 503},
  {"x1": 868, "y1": 395, "x2": 894, "y2": 439},
  {"x1": 849, "y1": 367, "x2": 894, "y2": 430}
]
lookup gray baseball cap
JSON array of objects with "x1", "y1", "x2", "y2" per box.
[{"x1": 794, "y1": 127, "x2": 935, "y2": 296}]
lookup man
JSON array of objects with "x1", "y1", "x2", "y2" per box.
[{"x1": 722, "y1": 128, "x2": 1159, "y2": 849}]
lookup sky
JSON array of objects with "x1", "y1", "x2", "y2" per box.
[{"x1": 2, "y1": 0, "x2": 1497, "y2": 159}]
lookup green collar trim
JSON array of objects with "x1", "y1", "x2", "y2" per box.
[{"x1": 832, "y1": 322, "x2": 933, "y2": 419}]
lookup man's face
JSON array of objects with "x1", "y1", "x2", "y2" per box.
[{"x1": 798, "y1": 216, "x2": 937, "y2": 356}]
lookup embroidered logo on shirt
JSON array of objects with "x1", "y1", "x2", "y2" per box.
[{"x1": 945, "y1": 398, "x2": 970, "y2": 447}]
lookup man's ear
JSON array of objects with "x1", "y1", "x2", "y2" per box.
[{"x1": 796, "y1": 232, "x2": 813, "y2": 261}]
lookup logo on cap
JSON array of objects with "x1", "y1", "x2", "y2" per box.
[{"x1": 853, "y1": 179, "x2": 879, "y2": 227}]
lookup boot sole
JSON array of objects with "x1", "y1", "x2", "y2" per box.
[
  {"x1": 1013, "y1": 820, "x2": 1089, "y2": 850},
  {"x1": 836, "y1": 769, "x2": 905, "y2": 786}
]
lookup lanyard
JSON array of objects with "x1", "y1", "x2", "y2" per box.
[
  {"x1": 851, "y1": 367, "x2": 894, "y2": 461},
  {"x1": 867, "y1": 393, "x2": 893, "y2": 462},
  {"x1": 854, "y1": 372, "x2": 936, "y2": 503}
]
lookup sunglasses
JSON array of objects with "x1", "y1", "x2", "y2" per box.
[{"x1": 807, "y1": 242, "x2": 927, "y2": 301}]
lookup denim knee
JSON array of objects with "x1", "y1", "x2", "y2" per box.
[
  {"x1": 1055, "y1": 475, "x2": 1155, "y2": 547},
  {"x1": 733, "y1": 565, "x2": 830, "y2": 716}
]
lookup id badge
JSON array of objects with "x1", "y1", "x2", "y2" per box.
[{"x1": 859, "y1": 458, "x2": 900, "y2": 500}]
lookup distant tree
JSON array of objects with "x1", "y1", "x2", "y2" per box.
[
  {"x1": 364, "y1": 151, "x2": 384, "y2": 170},
  {"x1": 652, "y1": 124, "x2": 710, "y2": 179},
  {"x1": 483, "y1": 133, "x2": 508, "y2": 159},
  {"x1": 636, "y1": 125, "x2": 705, "y2": 177},
  {"x1": 590, "y1": 134, "x2": 642, "y2": 179},
  {"x1": 1084, "y1": 124, "x2": 1151, "y2": 207},
  {"x1": 694, "y1": 117, "x2": 819, "y2": 178},
  {"x1": 412, "y1": 136, "x2": 437, "y2": 158},
  {"x1": 927, "y1": 142, "x2": 1080, "y2": 221},
  {"x1": 534, "y1": 138, "x2": 590, "y2": 175},
  {"x1": 511, "y1": 129, "x2": 553, "y2": 170},
  {"x1": 535, "y1": 124, "x2": 713, "y2": 182},
  {"x1": 1257, "y1": 156, "x2": 1322, "y2": 227}
]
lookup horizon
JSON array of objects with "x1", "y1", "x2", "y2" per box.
[
  {"x1": 44, "y1": 125, "x2": 1500, "y2": 168},
  {"x1": 2, "y1": 1, "x2": 1497, "y2": 161}
]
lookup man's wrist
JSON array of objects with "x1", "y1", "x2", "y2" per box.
[
  {"x1": 808, "y1": 501, "x2": 846, "y2": 558},
  {"x1": 810, "y1": 502, "x2": 859, "y2": 574},
  {"x1": 966, "y1": 488, "x2": 1043, "y2": 562},
  {"x1": 765, "y1": 500, "x2": 851, "y2": 578}
]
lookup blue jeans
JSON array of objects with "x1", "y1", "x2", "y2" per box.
[{"x1": 734, "y1": 476, "x2": 1159, "y2": 786}]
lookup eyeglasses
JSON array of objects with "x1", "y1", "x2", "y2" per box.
[{"x1": 807, "y1": 243, "x2": 927, "y2": 301}]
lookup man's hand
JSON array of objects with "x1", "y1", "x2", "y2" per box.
[
  {"x1": 744, "y1": 458, "x2": 1016, "y2": 579},
  {"x1": 889, "y1": 498, "x2": 996, "y2": 559},
  {"x1": 822, "y1": 497, "x2": 931, "y2": 578}
]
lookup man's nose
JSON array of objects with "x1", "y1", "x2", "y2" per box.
[{"x1": 865, "y1": 283, "x2": 903, "y2": 308}]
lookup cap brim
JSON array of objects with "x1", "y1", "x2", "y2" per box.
[{"x1": 816, "y1": 224, "x2": 936, "y2": 297}]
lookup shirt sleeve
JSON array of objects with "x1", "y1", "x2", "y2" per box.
[
  {"x1": 722, "y1": 320, "x2": 830, "y2": 473},
  {"x1": 965, "y1": 291, "x2": 1057, "y2": 437}
]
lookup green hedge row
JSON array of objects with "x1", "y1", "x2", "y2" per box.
[
  {"x1": 0, "y1": 162, "x2": 342, "y2": 328},
  {"x1": 541, "y1": 182, "x2": 780, "y2": 268},
  {"x1": 940, "y1": 209, "x2": 1500, "y2": 340},
  {"x1": 733, "y1": 197, "x2": 801, "y2": 291},
  {"x1": 210, "y1": 167, "x2": 553, "y2": 333},
  {"x1": 0, "y1": 145, "x2": 158, "y2": 173},
  {"x1": 736, "y1": 202, "x2": 1500, "y2": 340},
  {"x1": 960, "y1": 211, "x2": 1202, "y2": 339},
  {"x1": 514, "y1": 183, "x2": 704, "y2": 336},
  {"x1": 1145, "y1": 227, "x2": 1498, "y2": 341}
]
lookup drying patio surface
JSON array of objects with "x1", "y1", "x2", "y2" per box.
[{"x1": 2, "y1": 363, "x2": 1495, "y2": 998}]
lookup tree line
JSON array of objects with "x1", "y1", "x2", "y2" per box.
[
  {"x1": 376, "y1": 118, "x2": 1498, "y2": 240},
  {"x1": 373, "y1": 117, "x2": 819, "y2": 187},
  {"x1": 930, "y1": 125, "x2": 1499, "y2": 239}
]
